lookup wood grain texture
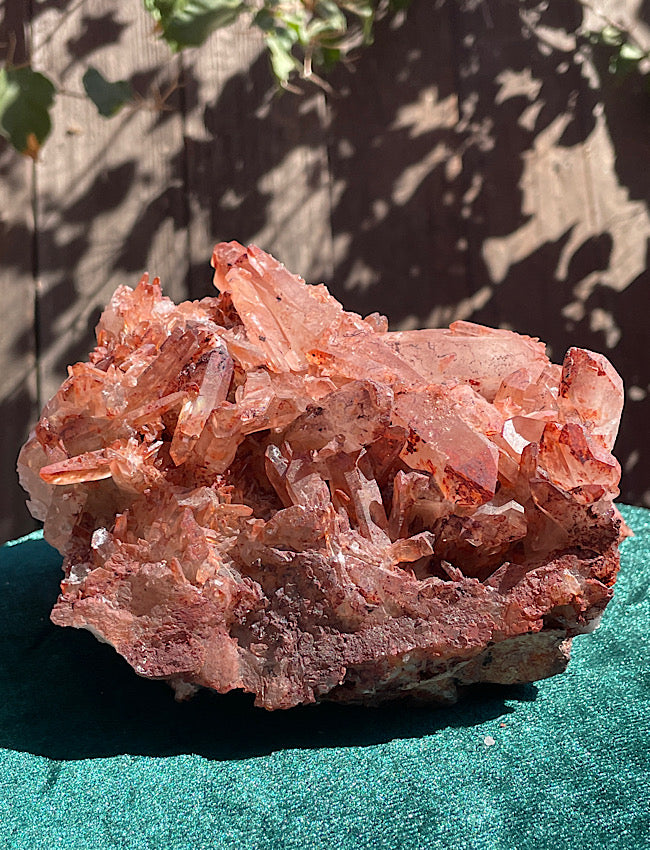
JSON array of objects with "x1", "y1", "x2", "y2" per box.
[
  {"x1": 0, "y1": 0, "x2": 39, "y2": 541},
  {"x1": 324, "y1": 0, "x2": 468, "y2": 326},
  {"x1": 32, "y1": 0, "x2": 188, "y2": 405},
  {"x1": 444, "y1": 0, "x2": 650, "y2": 508},
  {"x1": 182, "y1": 18, "x2": 333, "y2": 300},
  {"x1": 2, "y1": 0, "x2": 650, "y2": 542},
  {"x1": 323, "y1": 0, "x2": 650, "y2": 508}
]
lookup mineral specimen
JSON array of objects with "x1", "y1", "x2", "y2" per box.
[{"x1": 18, "y1": 243, "x2": 625, "y2": 709}]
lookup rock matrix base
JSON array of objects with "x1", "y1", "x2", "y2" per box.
[{"x1": 19, "y1": 243, "x2": 625, "y2": 708}]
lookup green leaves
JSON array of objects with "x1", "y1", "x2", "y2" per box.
[
  {"x1": 254, "y1": 9, "x2": 301, "y2": 85},
  {"x1": 0, "y1": 1, "x2": 409, "y2": 156},
  {"x1": 338, "y1": 0, "x2": 373, "y2": 44},
  {"x1": 610, "y1": 41, "x2": 647, "y2": 77},
  {"x1": 0, "y1": 66, "x2": 132, "y2": 158},
  {"x1": 0, "y1": 67, "x2": 55, "y2": 159},
  {"x1": 588, "y1": 24, "x2": 649, "y2": 81},
  {"x1": 252, "y1": 0, "x2": 384, "y2": 85},
  {"x1": 265, "y1": 31, "x2": 302, "y2": 84},
  {"x1": 593, "y1": 24, "x2": 626, "y2": 48},
  {"x1": 144, "y1": 0, "x2": 247, "y2": 51},
  {"x1": 141, "y1": 0, "x2": 403, "y2": 86},
  {"x1": 83, "y1": 68, "x2": 133, "y2": 117}
]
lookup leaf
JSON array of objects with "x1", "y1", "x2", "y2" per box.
[
  {"x1": 144, "y1": 0, "x2": 247, "y2": 51},
  {"x1": 265, "y1": 30, "x2": 301, "y2": 84},
  {"x1": 598, "y1": 24, "x2": 625, "y2": 47},
  {"x1": 0, "y1": 67, "x2": 55, "y2": 159},
  {"x1": 319, "y1": 46, "x2": 342, "y2": 69},
  {"x1": 339, "y1": 0, "x2": 375, "y2": 42},
  {"x1": 253, "y1": 10, "x2": 301, "y2": 83},
  {"x1": 610, "y1": 41, "x2": 648, "y2": 77},
  {"x1": 307, "y1": 1, "x2": 347, "y2": 43},
  {"x1": 253, "y1": 6, "x2": 275, "y2": 32},
  {"x1": 314, "y1": 0, "x2": 347, "y2": 33},
  {"x1": 281, "y1": 11, "x2": 311, "y2": 46},
  {"x1": 82, "y1": 67, "x2": 133, "y2": 117},
  {"x1": 619, "y1": 42, "x2": 646, "y2": 62}
]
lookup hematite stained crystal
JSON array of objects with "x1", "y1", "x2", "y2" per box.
[{"x1": 18, "y1": 243, "x2": 625, "y2": 708}]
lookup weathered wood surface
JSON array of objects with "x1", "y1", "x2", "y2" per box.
[
  {"x1": 1, "y1": 0, "x2": 649, "y2": 542},
  {"x1": 0, "y1": 0, "x2": 38, "y2": 541}
]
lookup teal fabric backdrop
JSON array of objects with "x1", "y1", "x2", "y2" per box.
[{"x1": 1, "y1": 505, "x2": 648, "y2": 849}]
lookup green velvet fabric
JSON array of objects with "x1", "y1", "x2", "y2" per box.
[{"x1": 1, "y1": 505, "x2": 648, "y2": 849}]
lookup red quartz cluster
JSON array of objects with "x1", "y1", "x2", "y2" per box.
[{"x1": 18, "y1": 243, "x2": 625, "y2": 708}]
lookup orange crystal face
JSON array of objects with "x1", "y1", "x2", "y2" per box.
[{"x1": 18, "y1": 242, "x2": 625, "y2": 709}]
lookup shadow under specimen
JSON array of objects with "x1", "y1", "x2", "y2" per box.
[{"x1": 0, "y1": 535, "x2": 537, "y2": 762}]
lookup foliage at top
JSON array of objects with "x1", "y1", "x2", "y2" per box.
[
  {"x1": 0, "y1": 67, "x2": 55, "y2": 158},
  {"x1": 0, "y1": 0, "x2": 409, "y2": 159},
  {"x1": 587, "y1": 23, "x2": 650, "y2": 82},
  {"x1": 2, "y1": 0, "x2": 646, "y2": 161}
]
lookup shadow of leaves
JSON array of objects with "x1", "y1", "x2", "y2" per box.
[
  {"x1": 64, "y1": 12, "x2": 129, "y2": 64},
  {"x1": 4, "y1": 0, "x2": 650, "y2": 552}
]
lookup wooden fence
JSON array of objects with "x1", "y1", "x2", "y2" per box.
[{"x1": 1, "y1": 0, "x2": 649, "y2": 542}]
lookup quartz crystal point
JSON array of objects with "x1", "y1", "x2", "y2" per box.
[{"x1": 18, "y1": 243, "x2": 626, "y2": 709}]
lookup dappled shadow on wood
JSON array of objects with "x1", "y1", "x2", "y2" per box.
[
  {"x1": 590, "y1": 3, "x2": 650, "y2": 208},
  {"x1": 0, "y1": 388, "x2": 38, "y2": 544},
  {"x1": 3, "y1": 0, "x2": 650, "y2": 549},
  {"x1": 0, "y1": 536, "x2": 537, "y2": 761},
  {"x1": 64, "y1": 11, "x2": 128, "y2": 68},
  {"x1": 324, "y1": 0, "x2": 597, "y2": 324},
  {"x1": 175, "y1": 0, "x2": 645, "y2": 502}
]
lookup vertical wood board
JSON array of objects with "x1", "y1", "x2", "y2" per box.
[
  {"x1": 2, "y1": 0, "x2": 650, "y2": 542},
  {"x1": 182, "y1": 18, "x2": 334, "y2": 299},
  {"x1": 32, "y1": 0, "x2": 188, "y2": 404},
  {"x1": 0, "y1": 1, "x2": 38, "y2": 542}
]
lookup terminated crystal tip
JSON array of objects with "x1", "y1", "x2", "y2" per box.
[{"x1": 18, "y1": 243, "x2": 625, "y2": 709}]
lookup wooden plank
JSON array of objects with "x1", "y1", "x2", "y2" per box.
[
  {"x1": 580, "y1": 4, "x2": 650, "y2": 509},
  {"x1": 451, "y1": 0, "x2": 650, "y2": 332},
  {"x1": 32, "y1": 0, "x2": 189, "y2": 405},
  {"x1": 449, "y1": 0, "x2": 650, "y2": 505},
  {"x1": 323, "y1": 1, "x2": 469, "y2": 329},
  {"x1": 1, "y1": 0, "x2": 647, "y2": 519},
  {"x1": 182, "y1": 20, "x2": 333, "y2": 299},
  {"x1": 0, "y1": 1, "x2": 39, "y2": 542}
]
